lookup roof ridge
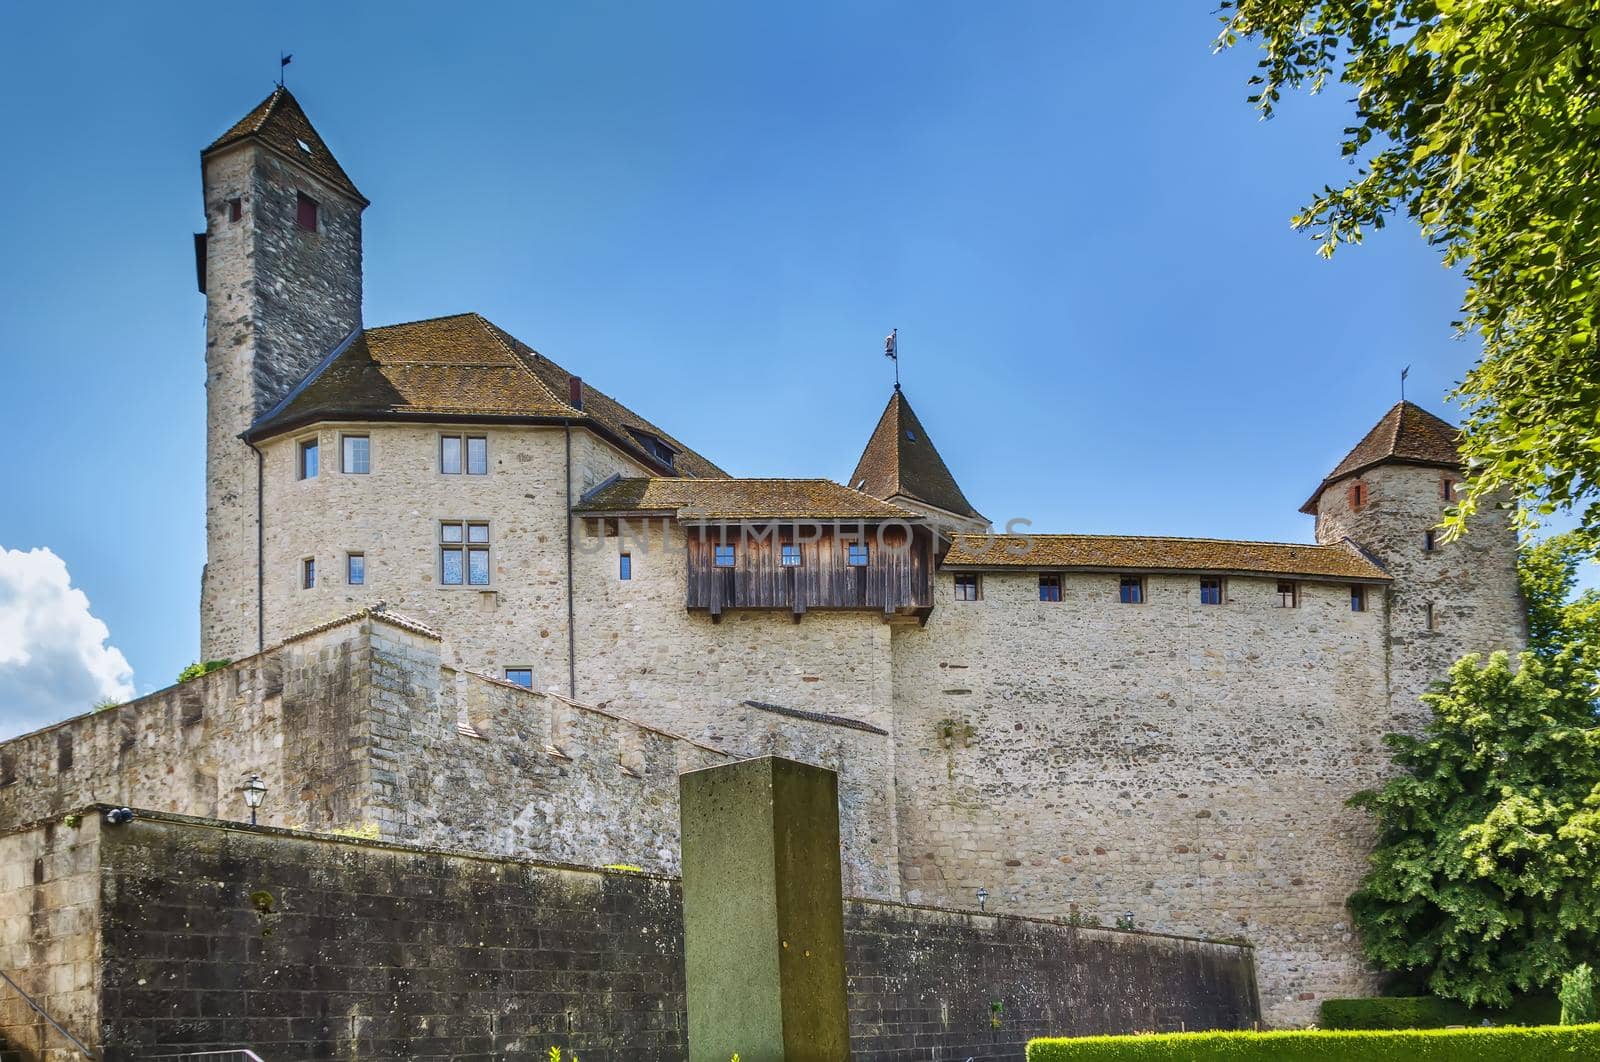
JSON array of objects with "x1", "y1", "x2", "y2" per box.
[
  {"x1": 957, "y1": 531, "x2": 1343, "y2": 550},
  {"x1": 366, "y1": 311, "x2": 482, "y2": 332}
]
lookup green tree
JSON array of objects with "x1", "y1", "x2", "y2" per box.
[
  {"x1": 1519, "y1": 532, "x2": 1600, "y2": 684},
  {"x1": 1216, "y1": 2, "x2": 1600, "y2": 552},
  {"x1": 1561, "y1": 964, "x2": 1598, "y2": 1024},
  {"x1": 1348, "y1": 652, "x2": 1600, "y2": 1006}
]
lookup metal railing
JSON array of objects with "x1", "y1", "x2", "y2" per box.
[{"x1": 0, "y1": 967, "x2": 97, "y2": 1060}]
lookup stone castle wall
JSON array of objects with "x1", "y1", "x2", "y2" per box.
[
  {"x1": 3, "y1": 810, "x2": 1257, "y2": 1061},
  {"x1": 201, "y1": 140, "x2": 365, "y2": 663},
  {"x1": 890, "y1": 567, "x2": 1398, "y2": 1027}
]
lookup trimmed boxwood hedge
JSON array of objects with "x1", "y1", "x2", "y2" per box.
[
  {"x1": 1025, "y1": 1024, "x2": 1600, "y2": 1060},
  {"x1": 1320, "y1": 994, "x2": 1562, "y2": 1030}
]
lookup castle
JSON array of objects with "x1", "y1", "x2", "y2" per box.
[{"x1": 1, "y1": 87, "x2": 1527, "y2": 1031}]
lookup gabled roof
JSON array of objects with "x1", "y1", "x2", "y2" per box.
[
  {"x1": 1300, "y1": 401, "x2": 1462, "y2": 513},
  {"x1": 576, "y1": 478, "x2": 915, "y2": 521},
  {"x1": 245, "y1": 312, "x2": 725, "y2": 477},
  {"x1": 849, "y1": 389, "x2": 983, "y2": 520},
  {"x1": 205, "y1": 86, "x2": 366, "y2": 205},
  {"x1": 942, "y1": 533, "x2": 1389, "y2": 582}
]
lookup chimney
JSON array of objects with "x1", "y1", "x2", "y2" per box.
[{"x1": 569, "y1": 376, "x2": 584, "y2": 411}]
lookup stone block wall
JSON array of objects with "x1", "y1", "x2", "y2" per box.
[{"x1": 3, "y1": 809, "x2": 1254, "y2": 1061}]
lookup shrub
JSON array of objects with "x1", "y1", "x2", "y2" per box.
[
  {"x1": 1320, "y1": 995, "x2": 1561, "y2": 1030},
  {"x1": 1026, "y1": 1024, "x2": 1600, "y2": 1061},
  {"x1": 1561, "y1": 966, "x2": 1598, "y2": 1026},
  {"x1": 178, "y1": 659, "x2": 231, "y2": 684}
]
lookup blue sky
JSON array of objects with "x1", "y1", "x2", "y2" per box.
[{"x1": 1, "y1": 2, "x2": 1589, "y2": 722}]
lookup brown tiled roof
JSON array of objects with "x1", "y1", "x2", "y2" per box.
[
  {"x1": 205, "y1": 87, "x2": 366, "y2": 205},
  {"x1": 1300, "y1": 401, "x2": 1462, "y2": 512},
  {"x1": 576, "y1": 478, "x2": 916, "y2": 521},
  {"x1": 246, "y1": 313, "x2": 725, "y2": 477},
  {"x1": 849, "y1": 390, "x2": 983, "y2": 520},
  {"x1": 942, "y1": 533, "x2": 1389, "y2": 581}
]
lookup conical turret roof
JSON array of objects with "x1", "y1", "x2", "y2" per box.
[
  {"x1": 205, "y1": 86, "x2": 366, "y2": 205},
  {"x1": 1300, "y1": 400, "x2": 1462, "y2": 512},
  {"x1": 849, "y1": 389, "x2": 983, "y2": 521}
]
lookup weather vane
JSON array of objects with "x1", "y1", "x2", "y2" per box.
[
  {"x1": 884, "y1": 328, "x2": 900, "y2": 391},
  {"x1": 1401, "y1": 364, "x2": 1410, "y2": 402},
  {"x1": 279, "y1": 51, "x2": 293, "y2": 88}
]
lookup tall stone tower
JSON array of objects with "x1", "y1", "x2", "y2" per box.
[
  {"x1": 1304, "y1": 401, "x2": 1526, "y2": 721},
  {"x1": 197, "y1": 88, "x2": 367, "y2": 660}
]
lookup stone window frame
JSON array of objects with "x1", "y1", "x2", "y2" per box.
[
  {"x1": 439, "y1": 519, "x2": 493, "y2": 587},
  {"x1": 1347, "y1": 480, "x2": 1368, "y2": 511},
  {"x1": 1118, "y1": 575, "x2": 1145, "y2": 605},
  {"x1": 227, "y1": 197, "x2": 243, "y2": 223},
  {"x1": 1441, "y1": 476, "x2": 1457, "y2": 502},
  {"x1": 1038, "y1": 574, "x2": 1061, "y2": 602},
  {"x1": 296, "y1": 434, "x2": 320, "y2": 480},
  {"x1": 301, "y1": 555, "x2": 316, "y2": 590},
  {"x1": 1276, "y1": 580, "x2": 1299, "y2": 609},
  {"x1": 340, "y1": 433, "x2": 371, "y2": 475},
  {"x1": 439, "y1": 432, "x2": 490, "y2": 476},
  {"x1": 619, "y1": 552, "x2": 632, "y2": 580},
  {"x1": 1199, "y1": 577, "x2": 1225, "y2": 606},
  {"x1": 1425, "y1": 601, "x2": 1439, "y2": 631},
  {"x1": 954, "y1": 573, "x2": 981, "y2": 601},
  {"x1": 1350, "y1": 583, "x2": 1368, "y2": 612},
  {"x1": 1423, "y1": 528, "x2": 1439, "y2": 553},
  {"x1": 346, "y1": 552, "x2": 365, "y2": 586}
]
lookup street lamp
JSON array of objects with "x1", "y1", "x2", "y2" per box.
[
  {"x1": 976, "y1": 887, "x2": 989, "y2": 913},
  {"x1": 241, "y1": 775, "x2": 267, "y2": 826}
]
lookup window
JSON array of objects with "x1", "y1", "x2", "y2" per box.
[
  {"x1": 846, "y1": 542, "x2": 870, "y2": 567},
  {"x1": 440, "y1": 434, "x2": 488, "y2": 475},
  {"x1": 629, "y1": 429, "x2": 677, "y2": 469},
  {"x1": 341, "y1": 434, "x2": 370, "y2": 474},
  {"x1": 301, "y1": 557, "x2": 316, "y2": 589},
  {"x1": 1350, "y1": 584, "x2": 1367, "y2": 612},
  {"x1": 780, "y1": 544, "x2": 802, "y2": 567},
  {"x1": 1277, "y1": 581, "x2": 1298, "y2": 608},
  {"x1": 619, "y1": 552, "x2": 632, "y2": 580},
  {"x1": 505, "y1": 668, "x2": 533, "y2": 689},
  {"x1": 1347, "y1": 481, "x2": 1368, "y2": 511},
  {"x1": 713, "y1": 543, "x2": 736, "y2": 567},
  {"x1": 298, "y1": 437, "x2": 319, "y2": 479},
  {"x1": 1039, "y1": 574, "x2": 1062, "y2": 602},
  {"x1": 954, "y1": 574, "x2": 981, "y2": 601},
  {"x1": 440, "y1": 521, "x2": 491, "y2": 586},
  {"x1": 1425, "y1": 602, "x2": 1438, "y2": 630},
  {"x1": 227, "y1": 197, "x2": 242, "y2": 222},
  {"x1": 1119, "y1": 576, "x2": 1144, "y2": 604},
  {"x1": 1424, "y1": 529, "x2": 1438, "y2": 552},
  {"x1": 1441, "y1": 478, "x2": 1456, "y2": 501},
  {"x1": 347, "y1": 553, "x2": 365, "y2": 586},
  {"x1": 295, "y1": 192, "x2": 318, "y2": 232},
  {"x1": 1200, "y1": 578, "x2": 1224, "y2": 606}
]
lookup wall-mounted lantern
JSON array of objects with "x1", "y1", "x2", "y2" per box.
[
  {"x1": 241, "y1": 774, "x2": 267, "y2": 826},
  {"x1": 976, "y1": 886, "x2": 989, "y2": 913}
]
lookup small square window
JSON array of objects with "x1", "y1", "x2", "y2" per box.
[
  {"x1": 1424, "y1": 529, "x2": 1438, "y2": 552},
  {"x1": 227, "y1": 197, "x2": 242, "y2": 222},
  {"x1": 1038, "y1": 574, "x2": 1061, "y2": 602},
  {"x1": 780, "y1": 544, "x2": 802, "y2": 567},
  {"x1": 954, "y1": 574, "x2": 981, "y2": 601},
  {"x1": 1277, "y1": 581, "x2": 1298, "y2": 608},
  {"x1": 619, "y1": 552, "x2": 632, "y2": 580},
  {"x1": 342, "y1": 434, "x2": 369, "y2": 474},
  {"x1": 1200, "y1": 578, "x2": 1223, "y2": 606},
  {"x1": 846, "y1": 543, "x2": 870, "y2": 567},
  {"x1": 347, "y1": 553, "x2": 365, "y2": 586},
  {"x1": 713, "y1": 544, "x2": 736, "y2": 567},
  {"x1": 296, "y1": 192, "x2": 318, "y2": 232},
  {"x1": 298, "y1": 437, "x2": 319, "y2": 479},
  {"x1": 1119, "y1": 576, "x2": 1144, "y2": 605},
  {"x1": 1350, "y1": 584, "x2": 1367, "y2": 612},
  {"x1": 302, "y1": 557, "x2": 316, "y2": 589},
  {"x1": 505, "y1": 668, "x2": 533, "y2": 689},
  {"x1": 467, "y1": 522, "x2": 489, "y2": 544}
]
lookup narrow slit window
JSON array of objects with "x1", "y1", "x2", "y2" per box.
[
  {"x1": 1200, "y1": 578, "x2": 1223, "y2": 606},
  {"x1": 1347, "y1": 481, "x2": 1367, "y2": 511},
  {"x1": 1426, "y1": 602, "x2": 1438, "y2": 630},
  {"x1": 1038, "y1": 574, "x2": 1061, "y2": 601},
  {"x1": 1119, "y1": 576, "x2": 1144, "y2": 605},
  {"x1": 954, "y1": 574, "x2": 980, "y2": 601},
  {"x1": 298, "y1": 437, "x2": 319, "y2": 479},
  {"x1": 1441, "y1": 478, "x2": 1456, "y2": 501},
  {"x1": 1424, "y1": 529, "x2": 1438, "y2": 552},
  {"x1": 341, "y1": 434, "x2": 369, "y2": 474},
  {"x1": 1277, "y1": 581, "x2": 1298, "y2": 608},
  {"x1": 302, "y1": 557, "x2": 316, "y2": 590},
  {"x1": 1350, "y1": 584, "x2": 1367, "y2": 612},
  {"x1": 780, "y1": 544, "x2": 802, "y2": 567},
  {"x1": 227, "y1": 197, "x2": 242, "y2": 222},
  {"x1": 347, "y1": 553, "x2": 365, "y2": 586},
  {"x1": 619, "y1": 552, "x2": 632, "y2": 580},
  {"x1": 713, "y1": 543, "x2": 736, "y2": 567},
  {"x1": 504, "y1": 668, "x2": 533, "y2": 689},
  {"x1": 295, "y1": 192, "x2": 318, "y2": 232}
]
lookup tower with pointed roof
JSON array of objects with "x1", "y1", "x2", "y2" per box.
[
  {"x1": 849, "y1": 388, "x2": 988, "y2": 532},
  {"x1": 198, "y1": 86, "x2": 368, "y2": 659},
  {"x1": 1305, "y1": 400, "x2": 1526, "y2": 719}
]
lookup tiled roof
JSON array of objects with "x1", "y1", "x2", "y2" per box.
[
  {"x1": 576, "y1": 477, "x2": 916, "y2": 521},
  {"x1": 205, "y1": 86, "x2": 366, "y2": 205},
  {"x1": 849, "y1": 390, "x2": 984, "y2": 520},
  {"x1": 1301, "y1": 401, "x2": 1462, "y2": 512},
  {"x1": 246, "y1": 313, "x2": 724, "y2": 477},
  {"x1": 942, "y1": 533, "x2": 1389, "y2": 581}
]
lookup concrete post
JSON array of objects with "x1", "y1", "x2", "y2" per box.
[{"x1": 680, "y1": 756, "x2": 851, "y2": 1062}]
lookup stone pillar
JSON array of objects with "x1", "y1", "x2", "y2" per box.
[{"x1": 680, "y1": 756, "x2": 851, "y2": 1062}]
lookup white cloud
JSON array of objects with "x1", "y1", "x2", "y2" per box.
[{"x1": 0, "y1": 546, "x2": 134, "y2": 740}]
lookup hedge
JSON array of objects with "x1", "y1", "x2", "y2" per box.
[
  {"x1": 1025, "y1": 1024, "x2": 1600, "y2": 1061},
  {"x1": 1320, "y1": 994, "x2": 1562, "y2": 1030}
]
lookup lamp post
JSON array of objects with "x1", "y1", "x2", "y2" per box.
[
  {"x1": 241, "y1": 775, "x2": 267, "y2": 826},
  {"x1": 976, "y1": 886, "x2": 989, "y2": 913}
]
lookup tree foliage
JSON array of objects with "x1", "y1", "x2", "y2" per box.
[
  {"x1": 1561, "y1": 963, "x2": 1599, "y2": 1024},
  {"x1": 1518, "y1": 531, "x2": 1600, "y2": 686},
  {"x1": 1217, "y1": 1, "x2": 1600, "y2": 553},
  {"x1": 1348, "y1": 652, "x2": 1600, "y2": 1006}
]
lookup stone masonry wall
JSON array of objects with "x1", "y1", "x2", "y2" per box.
[
  {"x1": 0, "y1": 818, "x2": 100, "y2": 1062},
  {"x1": 891, "y1": 568, "x2": 1396, "y2": 1027},
  {"x1": 69, "y1": 810, "x2": 1255, "y2": 1061},
  {"x1": 201, "y1": 139, "x2": 365, "y2": 663}
]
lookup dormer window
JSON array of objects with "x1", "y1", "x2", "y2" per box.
[
  {"x1": 295, "y1": 192, "x2": 318, "y2": 232},
  {"x1": 629, "y1": 428, "x2": 677, "y2": 469}
]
